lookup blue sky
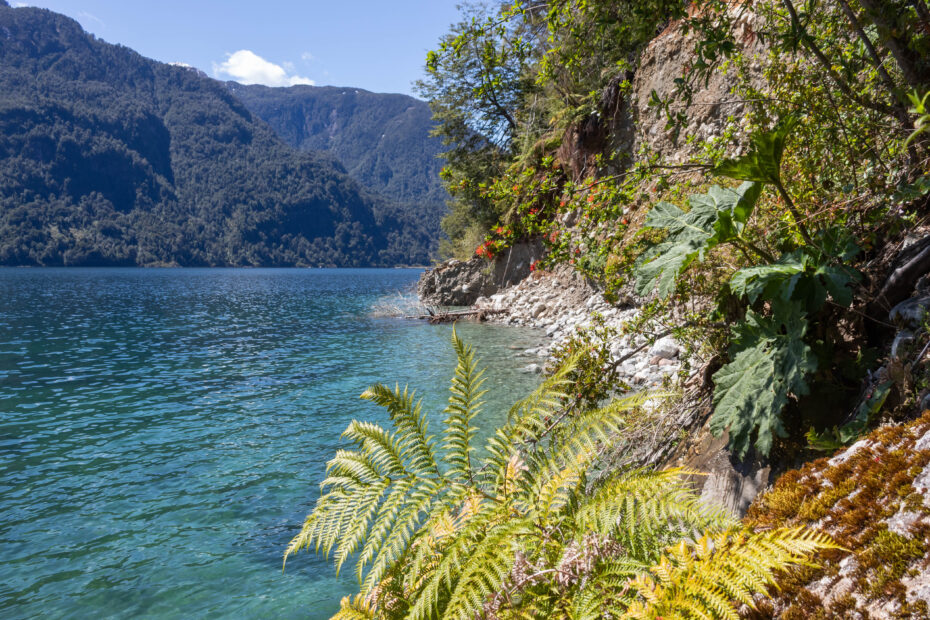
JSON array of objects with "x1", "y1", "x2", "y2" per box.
[{"x1": 10, "y1": 1, "x2": 463, "y2": 96}]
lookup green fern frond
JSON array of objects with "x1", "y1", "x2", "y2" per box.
[
  {"x1": 361, "y1": 384, "x2": 440, "y2": 477},
  {"x1": 442, "y1": 328, "x2": 487, "y2": 483}
]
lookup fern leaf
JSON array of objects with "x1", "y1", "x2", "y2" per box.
[
  {"x1": 361, "y1": 384, "x2": 440, "y2": 477},
  {"x1": 442, "y1": 328, "x2": 487, "y2": 483},
  {"x1": 331, "y1": 594, "x2": 375, "y2": 620}
]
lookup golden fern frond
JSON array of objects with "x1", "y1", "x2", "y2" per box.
[
  {"x1": 442, "y1": 517, "x2": 533, "y2": 620},
  {"x1": 361, "y1": 383, "x2": 440, "y2": 477},
  {"x1": 507, "y1": 351, "x2": 576, "y2": 425},
  {"x1": 556, "y1": 392, "x2": 669, "y2": 460},
  {"x1": 528, "y1": 449, "x2": 587, "y2": 523},
  {"x1": 630, "y1": 526, "x2": 838, "y2": 619},
  {"x1": 340, "y1": 421, "x2": 408, "y2": 478},
  {"x1": 324, "y1": 448, "x2": 386, "y2": 483},
  {"x1": 354, "y1": 476, "x2": 415, "y2": 580},
  {"x1": 443, "y1": 328, "x2": 487, "y2": 483},
  {"x1": 406, "y1": 503, "x2": 507, "y2": 620},
  {"x1": 575, "y1": 468, "x2": 734, "y2": 565},
  {"x1": 331, "y1": 594, "x2": 376, "y2": 620},
  {"x1": 361, "y1": 477, "x2": 444, "y2": 593}
]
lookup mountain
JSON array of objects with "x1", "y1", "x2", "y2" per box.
[
  {"x1": 0, "y1": 2, "x2": 433, "y2": 266},
  {"x1": 228, "y1": 83, "x2": 448, "y2": 236}
]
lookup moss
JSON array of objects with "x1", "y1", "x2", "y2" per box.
[
  {"x1": 796, "y1": 477, "x2": 856, "y2": 521},
  {"x1": 863, "y1": 529, "x2": 925, "y2": 596},
  {"x1": 743, "y1": 411, "x2": 930, "y2": 617}
]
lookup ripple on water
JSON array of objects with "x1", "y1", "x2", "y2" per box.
[{"x1": 0, "y1": 268, "x2": 546, "y2": 619}]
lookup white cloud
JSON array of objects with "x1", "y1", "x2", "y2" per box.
[
  {"x1": 213, "y1": 50, "x2": 314, "y2": 87},
  {"x1": 300, "y1": 52, "x2": 314, "y2": 62}
]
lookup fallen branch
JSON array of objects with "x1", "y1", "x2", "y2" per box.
[{"x1": 405, "y1": 308, "x2": 508, "y2": 324}]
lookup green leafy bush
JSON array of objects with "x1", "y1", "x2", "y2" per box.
[{"x1": 635, "y1": 122, "x2": 862, "y2": 458}]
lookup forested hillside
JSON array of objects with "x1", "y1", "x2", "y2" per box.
[
  {"x1": 230, "y1": 83, "x2": 448, "y2": 237},
  {"x1": 0, "y1": 1, "x2": 433, "y2": 266}
]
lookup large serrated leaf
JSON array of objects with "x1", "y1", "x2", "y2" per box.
[
  {"x1": 710, "y1": 306, "x2": 816, "y2": 458},
  {"x1": 729, "y1": 245, "x2": 860, "y2": 310},
  {"x1": 729, "y1": 253, "x2": 806, "y2": 304},
  {"x1": 705, "y1": 182, "x2": 762, "y2": 245},
  {"x1": 634, "y1": 239, "x2": 705, "y2": 298},
  {"x1": 713, "y1": 115, "x2": 798, "y2": 185},
  {"x1": 634, "y1": 182, "x2": 761, "y2": 298}
]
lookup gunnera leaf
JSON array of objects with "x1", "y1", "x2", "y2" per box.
[
  {"x1": 713, "y1": 115, "x2": 799, "y2": 185},
  {"x1": 634, "y1": 182, "x2": 761, "y2": 298},
  {"x1": 710, "y1": 305, "x2": 817, "y2": 458}
]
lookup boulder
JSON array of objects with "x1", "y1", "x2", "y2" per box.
[
  {"x1": 648, "y1": 335, "x2": 680, "y2": 360},
  {"x1": 417, "y1": 241, "x2": 545, "y2": 306}
]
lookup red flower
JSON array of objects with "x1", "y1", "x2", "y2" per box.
[
  {"x1": 574, "y1": 248, "x2": 581, "y2": 255},
  {"x1": 495, "y1": 226, "x2": 503, "y2": 234},
  {"x1": 559, "y1": 200, "x2": 566, "y2": 207},
  {"x1": 513, "y1": 185, "x2": 520, "y2": 192},
  {"x1": 587, "y1": 195, "x2": 595, "y2": 203},
  {"x1": 621, "y1": 217, "x2": 629, "y2": 225}
]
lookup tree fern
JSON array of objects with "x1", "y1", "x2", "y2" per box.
[{"x1": 286, "y1": 330, "x2": 834, "y2": 618}]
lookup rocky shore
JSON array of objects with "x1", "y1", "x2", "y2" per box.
[{"x1": 425, "y1": 261, "x2": 686, "y2": 392}]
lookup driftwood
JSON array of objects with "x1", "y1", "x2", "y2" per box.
[{"x1": 405, "y1": 308, "x2": 507, "y2": 324}]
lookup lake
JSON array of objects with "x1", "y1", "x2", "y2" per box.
[{"x1": 0, "y1": 268, "x2": 545, "y2": 619}]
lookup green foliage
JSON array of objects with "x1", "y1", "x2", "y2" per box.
[
  {"x1": 711, "y1": 305, "x2": 817, "y2": 458},
  {"x1": 546, "y1": 314, "x2": 624, "y2": 409},
  {"x1": 905, "y1": 90, "x2": 930, "y2": 147},
  {"x1": 730, "y1": 229, "x2": 862, "y2": 311},
  {"x1": 287, "y1": 331, "x2": 835, "y2": 618},
  {"x1": 806, "y1": 380, "x2": 892, "y2": 451},
  {"x1": 634, "y1": 117, "x2": 865, "y2": 458},
  {"x1": 714, "y1": 115, "x2": 798, "y2": 186},
  {"x1": 634, "y1": 182, "x2": 762, "y2": 298},
  {"x1": 230, "y1": 83, "x2": 449, "y2": 238}
]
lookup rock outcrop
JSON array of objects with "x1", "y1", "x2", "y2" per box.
[
  {"x1": 417, "y1": 242, "x2": 544, "y2": 306},
  {"x1": 744, "y1": 412, "x2": 930, "y2": 618},
  {"x1": 631, "y1": 8, "x2": 767, "y2": 164}
]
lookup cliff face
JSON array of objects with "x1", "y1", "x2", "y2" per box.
[{"x1": 630, "y1": 10, "x2": 767, "y2": 164}]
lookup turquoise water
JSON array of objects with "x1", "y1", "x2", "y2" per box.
[{"x1": 0, "y1": 268, "x2": 545, "y2": 619}]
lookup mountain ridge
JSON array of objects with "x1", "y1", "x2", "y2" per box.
[
  {"x1": 0, "y1": 3, "x2": 434, "y2": 266},
  {"x1": 228, "y1": 82, "x2": 448, "y2": 235}
]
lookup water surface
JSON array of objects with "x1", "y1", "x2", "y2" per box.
[{"x1": 0, "y1": 268, "x2": 544, "y2": 619}]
